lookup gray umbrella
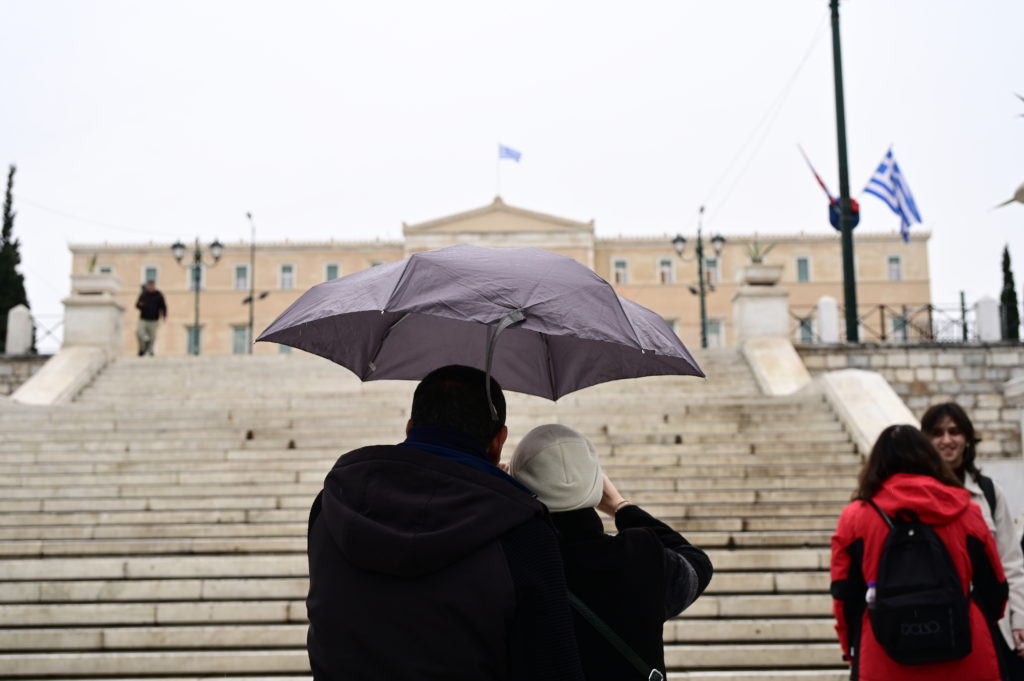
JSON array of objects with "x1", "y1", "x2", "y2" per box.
[{"x1": 256, "y1": 244, "x2": 703, "y2": 400}]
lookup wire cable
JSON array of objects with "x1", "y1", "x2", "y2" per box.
[
  {"x1": 17, "y1": 196, "x2": 180, "y2": 238},
  {"x1": 701, "y1": 10, "x2": 830, "y2": 228}
]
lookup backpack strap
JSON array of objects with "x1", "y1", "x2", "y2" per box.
[
  {"x1": 977, "y1": 474, "x2": 997, "y2": 518},
  {"x1": 568, "y1": 591, "x2": 664, "y2": 681},
  {"x1": 866, "y1": 498, "x2": 894, "y2": 529}
]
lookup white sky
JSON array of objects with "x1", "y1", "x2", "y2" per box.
[{"x1": 3, "y1": 0, "x2": 1023, "y2": 350}]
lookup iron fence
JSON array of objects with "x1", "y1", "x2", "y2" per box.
[
  {"x1": 790, "y1": 303, "x2": 980, "y2": 345},
  {"x1": 31, "y1": 314, "x2": 63, "y2": 355}
]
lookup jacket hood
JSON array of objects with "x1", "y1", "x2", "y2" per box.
[
  {"x1": 319, "y1": 445, "x2": 543, "y2": 577},
  {"x1": 873, "y1": 473, "x2": 972, "y2": 525}
]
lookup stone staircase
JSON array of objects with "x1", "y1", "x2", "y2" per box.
[{"x1": 0, "y1": 350, "x2": 854, "y2": 680}]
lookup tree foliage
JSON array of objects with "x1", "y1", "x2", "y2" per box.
[
  {"x1": 0, "y1": 164, "x2": 30, "y2": 353},
  {"x1": 1001, "y1": 244, "x2": 1020, "y2": 341}
]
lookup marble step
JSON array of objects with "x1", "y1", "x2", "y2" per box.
[
  {"x1": 0, "y1": 571, "x2": 828, "y2": 605},
  {"x1": 0, "y1": 644, "x2": 845, "y2": 676},
  {"x1": 0, "y1": 476, "x2": 853, "y2": 503},
  {"x1": 0, "y1": 595, "x2": 832, "y2": 628},
  {"x1": 0, "y1": 427, "x2": 851, "y2": 451},
  {"x1": 0, "y1": 618, "x2": 838, "y2": 652},
  {"x1": 0, "y1": 549, "x2": 828, "y2": 583},
  {"x1": 0, "y1": 529, "x2": 836, "y2": 558},
  {"x1": 0, "y1": 494, "x2": 848, "y2": 518}
]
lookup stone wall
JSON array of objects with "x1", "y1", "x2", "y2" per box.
[
  {"x1": 0, "y1": 356, "x2": 51, "y2": 396},
  {"x1": 797, "y1": 344, "x2": 1024, "y2": 458}
]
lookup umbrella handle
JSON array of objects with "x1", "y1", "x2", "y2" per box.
[{"x1": 485, "y1": 309, "x2": 526, "y2": 420}]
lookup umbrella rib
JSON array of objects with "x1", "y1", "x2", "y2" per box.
[
  {"x1": 605, "y1": 285, "x2": 646, "y2": 351},
  {"x1": 380, "y1": 255, "x2": 417, "y2": 311},
  {"x1": 366, "y1": 313, "x2": 412, "y2": 375},
  {"x1": 540, "y1": 332, "x2": 558, "y2": 400}
]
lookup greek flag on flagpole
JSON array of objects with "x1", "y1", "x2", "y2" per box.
[
  {"x1": 863, "y1": 148, "x2": 921, "y2": 242},
  {"x1": 498, "y1": 145, "x2": 522, "y2": 162}
]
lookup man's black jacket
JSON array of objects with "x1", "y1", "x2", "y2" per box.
[
  {"x1": 306, "y1": 428, "x2": 584, "y2": 681},
  {"x1": 135, "y1": 290, "x2": 166, "y2": 320}
]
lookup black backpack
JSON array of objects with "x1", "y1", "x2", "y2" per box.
[{"x1": 866, "y1": 499, "x2": 972, "y2": 665}]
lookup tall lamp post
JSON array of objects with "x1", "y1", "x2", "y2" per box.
[
  {"x1": 171, "y1": 237, "x2": 224, "y2": 355},
  {"x1": 830, "y1": 0, "x2": 858, "y2": 341},
  {"x1": 673, "y1": 206, "x2": 726, "y2": 349},
  {"x1": 245, "y1": 212, "x2": 256, "y2": 354}
]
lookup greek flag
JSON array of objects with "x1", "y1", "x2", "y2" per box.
[
  {"x1": 863, "y1": 148, "x2": 921, "y2": 242},
  {"x1": 498, "y1": 145, "x2": 522, "y2": 162}
]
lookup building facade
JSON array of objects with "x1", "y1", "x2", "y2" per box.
[{"x1": 70, "y1": 197, "x2": 931, "y2": 356}]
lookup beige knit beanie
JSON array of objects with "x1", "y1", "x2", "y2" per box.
[{"x1": 509, "y1": 424, "x2": 603, "y2": 512}]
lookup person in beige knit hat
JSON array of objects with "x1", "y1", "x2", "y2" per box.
[{"x1": 509, "y1": 424, "x2": 714, "y2": 681}]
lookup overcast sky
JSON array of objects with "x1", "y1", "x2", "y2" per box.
[{"x1": 2, "y1": 0, "x2": 1023, "y2": 351}]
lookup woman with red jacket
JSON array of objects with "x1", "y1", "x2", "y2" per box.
[{"x1": 831, "y1": 424, "x2": 1008, "y2": 681}]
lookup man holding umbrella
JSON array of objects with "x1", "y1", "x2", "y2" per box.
[
  {"x1": 261, "y1": 244, "x2": 707, "y2": 680},
  {"x1": 305, "y1": 364, "x2": 585, "y2": 681}
]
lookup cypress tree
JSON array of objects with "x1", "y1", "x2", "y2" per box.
[
  {"x1": 0, "y1": 164, "x2": 30, "y2": 353},
  {"x1": 1001, "y1": 245, "x2": 1020, "y2": 341}
]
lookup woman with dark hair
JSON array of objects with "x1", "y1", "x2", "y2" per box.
[
  {"x1": 831, "y1": 424, "x2": 1007, "y2": 681},
  {"x1": 923, "y1": 402, "x2": 1024, "y2": 678}
]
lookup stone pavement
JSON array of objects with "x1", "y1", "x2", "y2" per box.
[{"x1": 0, "y1": 351, "x2": 854, "y2": 680}]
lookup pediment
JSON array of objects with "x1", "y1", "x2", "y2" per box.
[{"x1": 403, "y1": 197, "x2": 594, "y2": 236}]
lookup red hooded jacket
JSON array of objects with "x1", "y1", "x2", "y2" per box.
[{"x1": 831, "y1": 473, "x2": 1008, "y2": 681}]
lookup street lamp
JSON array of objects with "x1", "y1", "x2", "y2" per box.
[
  {"x1": 673, "y1": 205, "x2": 726, "y2": 349},
  {"x1": 171, "y1": 237, "x2": 223, "y2": 355},
  {"x1": 245, "y1": 212, "x2": 256, "y2": 354}
]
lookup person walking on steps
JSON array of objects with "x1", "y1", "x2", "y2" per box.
[{"x1": 135, "y1": 280, "x2": 166, "y2": 356}]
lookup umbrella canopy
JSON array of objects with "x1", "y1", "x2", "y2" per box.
[{"x1": 256, "y1": 244, "x2": 703, "y2": 400}]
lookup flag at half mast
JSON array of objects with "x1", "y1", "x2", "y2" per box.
[
  {"x1": 863, "y1": 148, "x2": 921, "y2": 243},
  {"x1": 498, "y1": 144, "x2": 522, "y2": 162}
]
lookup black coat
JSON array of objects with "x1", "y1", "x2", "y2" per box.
[
  {"x1": 135, "y1": 289, "x2": 166, "y2": 320},
  {"x1": 306, "y1": 431, "x2": 584, "y2": 681},
  {"x1": 552, "y1": 505, "x2": 713, "y2": 681}
]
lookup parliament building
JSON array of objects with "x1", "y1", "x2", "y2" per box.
[{"x1": 69, "y1": 197, "x2": 930, "y2": 356}]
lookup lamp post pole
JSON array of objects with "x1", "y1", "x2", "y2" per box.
[
  {"x1": 695, "y1": 207, "x2": 709, "y2": 350},
  {"x1": 673, "y1": 206, "x2": 725, "y2": 350},
  {"x1": 246, "y1": 212, "x2": 256, "y2": 353},
  {"x1": 831, "y1": 0, "x2": 859, "y2": 342},
  {"x1": 171, "y1": 237, "x2": 223, "y2": 356}
]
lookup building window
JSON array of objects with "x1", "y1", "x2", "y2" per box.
[
  {"x1": 663, "y1": 318, "x2": 677, "y2": 334},
  {"x1": 887, "y1": 255, "x2": 902, "y2": 282},
  {"x1": 325, "y1": 263, "x2": 340, "y2": 281},
  {"x1": 369, "y1": 260, "x2": 383, "y2": 268},
  {"x1": 232, "y1": 325, "x2": 250, "y2": 354},
  {"x1": 186, "y1": 326, "x2": 202, "y2": 355},
  {"x1": 704, "y1": 258, "x2": 720, "y2": 285},
  {"x1": 892, "y1": 316, "x2": 908, "y2": 342},
  {"x1": 658, "y1": 259, "x2": 673, "y2": 284},
  {"x1": 98, "y1": 266, "x2": 113, "y2": 275},
  {"x1": 234, "y1": 264, "x2": 250, "y2": 291},
  {"x1": 142, "y1": 265, "x2": 158, "y2": 284},
  {"x1": 613, "y1": 259, "x2": 628, "y2": 285},
  {"x1": 798, "y1": 318, "x2": 814, "y2": 343},
  {"x1": 280, "y1": 264, "x2": 295, "y2": 290},
  {"x1": 187, "y1": 265, "x2": 206, "y2": 291},
  {"x1": 796, "y1": 257, "x2": 811, "y2": 283},
  {"x1": 706, "y1": 319, "x2": 723, "y2": 348},
  {"x1": 278, "y1": 344, "x2": 292, "y2": 354}
]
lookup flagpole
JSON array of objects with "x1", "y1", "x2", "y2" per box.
[
  {"x1": 496, "y1": 146, "x2": 501, "y2": 198},
  {"x1": 830, "y1": 0, "x2": 859, "y2": 342}
]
